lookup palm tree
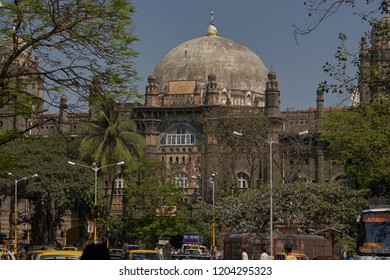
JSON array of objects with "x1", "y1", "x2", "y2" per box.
[{"x1": 78, "y1": 94, "x2": 146, "y2": 211}]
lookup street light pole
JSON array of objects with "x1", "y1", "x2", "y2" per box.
[
  {"x1": 8, "y1": 173, "x2": 38, "y2": 254},
  {"x1": 267, "y1": 138, "x2": 277, "y2": 257},
  {"x1": 192, "y1": 174, "x2": 216, "y2": 259},
  {"x1": 233, "y1": 131, "x2": 276, "y2": 256},
  {"x1": 233, "y1": 130, "x2": 309, "y2": 256},
  {"x1": 208, "y1": 177, "x2": 215, "y2": 259},
  {"x1": 68, "y1": 160, "x2": 124, "y2": 242}
]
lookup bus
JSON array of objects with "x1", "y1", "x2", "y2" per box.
[{"x1": 355, "y1": 208, "x2": 390, "y2": 260}]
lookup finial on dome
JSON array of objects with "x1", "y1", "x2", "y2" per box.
[{"x1": 206, "y1": 11, "x2": 218, "y2": 36}]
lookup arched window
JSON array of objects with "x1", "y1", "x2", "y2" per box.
[
  {"x1": 161, "y1": 127, "x2": 196, "y2": 146},
  {"x1": 175, "y1": 175, "x2": 189, "y2": 189},
  {"x1": 236, "y1": 172, "x2": 249, "y2": 188},
  {"x1": 221, "y1": 89, "x2": 228, "y2": 105},
  {"x1": 246, "y1": 91, "x2": 252, "y2": 106}
]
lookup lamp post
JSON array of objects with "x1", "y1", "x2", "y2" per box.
[
  {"x1": 192, "y1": 174, "x2": 216, "y2": 259},
  {"x1": 8, "y1": 173, "x2": 38, "y2": 254},
  {"x1": 233, "y1": 130, "x2": 309, "y2": 256},
  {"x1": 233, "y1": 131, "x2": 277, "y2": 256},
  {"x1": 208, "y1": 176, "x2": 216, "y2": 259},
  {"x1": 68, "y1": 160, "x2": 124, "y2": 242}
]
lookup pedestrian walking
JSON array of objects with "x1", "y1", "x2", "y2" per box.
[
  {"x1": 241, "y1": 248, "x2": 248, "y2": 260},
  {"x1": 284, "y1": 244, "x2": 296, "y2": 260},
  {"x1": 260, "y1": 248, "x2": 269, "y2": 260}
]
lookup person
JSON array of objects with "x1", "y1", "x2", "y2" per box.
[
  {"x1": 284, "y1": 244, "x2": 296, "y2": 260},
  {"x1": 81, "y1": 242, "x2": 110, "y2": 260},
  {"x1": 345, "y1": 250, "x2": 353, "y2": 260},
  {"x1": 260, "y1": 248, "x2": 269, "y2": 260},
  {"x1": 241, "y1": 248, "x2": 248, "y2": 260}
]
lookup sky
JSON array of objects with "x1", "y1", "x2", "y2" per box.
[{"x1": 130, "y1": 0, "x2": 376, "y2": 110}]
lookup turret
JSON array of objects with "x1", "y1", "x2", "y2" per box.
[
  {"x1": 205, "y1": 74, "x2": 219, "y2": 105},
  {"x1": 265, "y1": 70, "x2": 280, "y2": 117},
  {"x1": 145, "y1": 75, "x2": 160, "y2": 106},
  {"x1": 316, "y1": 85, "x2": 324, "y2": 119}
]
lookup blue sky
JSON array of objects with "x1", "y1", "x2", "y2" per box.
[{"x1": 131, "y1": 0, "x2": 375, "y2": 110}]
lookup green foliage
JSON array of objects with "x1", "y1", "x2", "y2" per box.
[
  {"x1": 122, "y1": 159, "x2": 190, "y2": 248},
  {"x1": 297, "y1": 1, "x2": 389, "y2": 101},
  {"x1": 0, "y1": 134, "x2": 92, "y2": 244},
  {"x1": 78, "y1": 94, "x2": 146, "y2": 211},
  {"x1": 216, "y1": 182, "x2": 368, "y2": 236},
  {"x1": 79, "y1": 95, "x2": 146, "y2": 168},
  {"x1": 320, "y1": 98, "x2": 390, "y2": 196},
  {"x1": 0, "y1": 0, "x2": 140, "y2": 145}
]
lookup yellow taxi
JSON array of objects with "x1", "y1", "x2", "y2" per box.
[
  {"x1": 26, "y1": 249, "x2": 47, "y2": 260},
  {"x1": 274, "y1": 251, "x2": 308, "y2": 260},
  {"x1": 62, "y1": 246, "x2": 78, "y2": 251},
  {"x1": 0, "y1": 252, "x2": 16, "y2": 260},
  {"x1": 124, "y1": 249, "x2": 162, "y2": 260},
  {"x1": 0, "y1": 246, "x2": 15, "y2": 260},
  {"x1": 38, "y1": 250, "x2": 82, "y2": 260}
]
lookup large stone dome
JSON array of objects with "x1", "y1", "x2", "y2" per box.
[{"x1": 152, "y1": 33, "x2": 268, "y2": 93}]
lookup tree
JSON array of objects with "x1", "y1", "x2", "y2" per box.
[
  {"x1": 123, "y1": 158, "x2": 189, "y2": 248},
  {"x1": 78, "y1": 94, "x2": 146, "y2": 210},
  {"x1": 294, "y1": 1, "x2": 389, "y2": 38},
  {"x1": 217, "y1": 181, "x2": 368, "y2": 236},
  {"x1": 199, "y1": 106, "x2": 272, "y2": 192},
  {"x1": 0, "y1": 133, "x2": 91, "y2": 245},
  {"x1": 0, "y1": 0, "x2": 140, "y2": 145},
  {"x1": 320, "y1": 96, "x2": 390, "y2": 197},
  {"x1": 294, "y1": 1, "x2": 390, "y2": 99}
]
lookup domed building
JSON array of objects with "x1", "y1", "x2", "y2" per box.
[
  {"x1": 147, "y1": 22, "x2": 269, "y2": 108},
  {"x1": 130, "y1": 19, "x2": 335, "y2": 204}
]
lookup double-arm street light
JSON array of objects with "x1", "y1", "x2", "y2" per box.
[
  {"x1": 233, "y1": 130, "x2": 308, "y2": 256},
  {"x1": 233, "y1": 131, "x2": 276, "y2": 256},
  {"x1": 68, "y1": 161, "x2": 125, "y2": 242},
  {"x1": 8, "y1": 173, "x2": 38, "y2": 254}
]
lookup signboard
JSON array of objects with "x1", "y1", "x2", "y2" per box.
[
  {"x1": 168, "y1": 81, "x2": 196, "y2": 94},
  {"x1": 87, "y1": 222, "x2": 94, "y2": 233},
  {"x1": 155, "y1": 206, "x2": 177, "y2": 217},
  {"x1": 183, "y1": 233, "x2": 203, "y2": 244}
]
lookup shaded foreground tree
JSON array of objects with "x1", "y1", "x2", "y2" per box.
[
  {"x1": 0, "y1": 134, "x2": 90, "y2": 245},
  {"x1": 320, "y1": 96, "x2": 390, "y2": 197},
  {"x1": 0, "y1": 0, "x2": 140, "y2": 145}
]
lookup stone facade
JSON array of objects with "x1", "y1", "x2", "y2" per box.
[{"x1": 3, "y1": 15, "x2": 388, "y2": 244}]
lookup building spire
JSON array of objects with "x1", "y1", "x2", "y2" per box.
[{"x1": 206, "y1": 11, "x2": 218, "y2": 36}]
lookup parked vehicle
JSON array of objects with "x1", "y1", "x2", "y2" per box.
[
  {"x1": 25, "y1": 249, "x2": 47, "y2": 260},
  {"x1": 0, "y1": 252, "x2": 16, "y2": 260},
  {"x1": 171, "y1": 248, "x2": 210, "y2": 260},
  {"x1": 274, "y1": 251, "x2": 308, "y2": 260},
  {"x1": 124, "y1": 249, "x2": 162, "y2": 260},
  {"x1": 39, "y1": 250, "x2": 82, "y2": 260},
  {"x1": 62, "y1": 246, "x2": 78, "y2": 251},
  {"x1": 0, "y1": 246, "x2": 15, "y2": 260},
  {"x1": 355, "y1": 207, "x2": 390, "y2": 260},
  {"x1": 109, "y1": 248, "x2": 122, "y2": 260},
  {"x1": 121, "y1": 244, "x2": 141, "y2": 259}
]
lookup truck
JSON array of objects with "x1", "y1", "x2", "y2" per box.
[{"x1": 355, "y1": 207, "x2": 390, "y2": 260}]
